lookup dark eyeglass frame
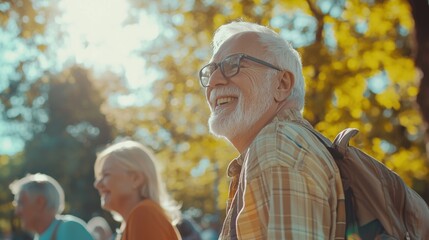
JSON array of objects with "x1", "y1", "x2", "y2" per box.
[{"x1": 198, "y1": 53, "x2": 282, "y2": 87}]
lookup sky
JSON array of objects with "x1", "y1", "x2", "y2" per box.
[
  {"x1": 57, "y1": 0, "x2": 160, "y2": 90},
  {"x1": 0, "y1": 0, "x2": 161, "y2": 155}
]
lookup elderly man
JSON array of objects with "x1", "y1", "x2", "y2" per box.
[
  {"x1": 199, "y1": 21, "x2": 344, "y2": 239},
  {"x1": 9, "y1": 173, "x2": 94, "y2": 240}
]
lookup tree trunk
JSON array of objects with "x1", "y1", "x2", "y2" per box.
[{"x1": 409, "y1": 0, "x2": 429, "y2": 159}]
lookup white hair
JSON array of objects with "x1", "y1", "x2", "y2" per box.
[
  {"x1": 95, "y1": 140, "x2": 181, "y2": 224},
  {"x1": 9, "y1": 173, "x2": 65, "y2": 214},
  {"x1": 212, "y1": 21, "x2": 305, "y2": 110}
]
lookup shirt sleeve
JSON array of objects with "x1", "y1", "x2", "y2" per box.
[
  {"x1": 57, "y1": 220, "x2": 94, "y2": 240},
  {"x1": 237, "y1": 165, "x2": 331, "y2": 239}
]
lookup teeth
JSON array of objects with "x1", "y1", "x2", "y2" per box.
[{"x1": 216, "y1": 97, "x2": 234, "y2": 106}]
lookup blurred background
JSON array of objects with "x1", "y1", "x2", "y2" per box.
[{"x1": 0, "y1": 0, "x2": 428, "y2": 239}]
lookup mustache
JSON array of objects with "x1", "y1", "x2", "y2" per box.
[{"x1": 209, "y1": 87, "x2": 241, "y2": 103}]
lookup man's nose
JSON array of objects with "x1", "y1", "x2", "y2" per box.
[{"x1": 207, "y1": 68, "x2": 228, "y2": 87}]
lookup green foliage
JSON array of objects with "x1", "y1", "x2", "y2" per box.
[
  {"x1": 0, "y1": 152, "x2": 25, "y2": 236},
  {"x1": 0, "y1": 66, "x2": 119, "y2": 235},
  {"x1": 0, "y1": 0, "x2": 62, "y2": 147},
  {"x1": 21, "y1": 66, "x2": 115, "y2": 220}
]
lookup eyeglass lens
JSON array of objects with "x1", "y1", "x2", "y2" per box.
[{"x1": 200, "y1": 54, "x2": 242, "y2": 86}]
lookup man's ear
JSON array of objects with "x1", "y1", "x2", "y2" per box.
[{"x1": 274, "y1": 71, "x2": 295, "y2": 102}]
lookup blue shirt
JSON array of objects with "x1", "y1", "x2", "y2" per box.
[{"x1": 35, "y1": 215, "x2": 94, "y2": 240}]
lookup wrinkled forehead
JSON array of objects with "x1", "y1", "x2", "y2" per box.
[{"x1": 212, "y1": 31, "x2": 265, "y2": 62}]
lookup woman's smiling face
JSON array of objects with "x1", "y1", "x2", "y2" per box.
[{"x1": 93, "y1": 156, "x2": 138, "y2": 213}]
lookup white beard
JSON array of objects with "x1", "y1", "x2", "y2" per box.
[{"x1": 208, "y1": 80, "x2": 274, "y2": 140}]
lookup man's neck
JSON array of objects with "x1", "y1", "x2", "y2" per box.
[
  {"x1": 34, "y1": 214, "x2": 56, "y2": 234},
  {"x1": 231, "y1": 114, "x2": 277, "y2": 153},
  {"x1": 231, "y1": 103, "x2": 289, "y2": 153}
]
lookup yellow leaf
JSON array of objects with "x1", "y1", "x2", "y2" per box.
[
  {"x1": 407, "y1": 86, "x2": 418, "y2": 97},
  {"x1": 37, "y1": 44, "x2": 47, "y2": 52},
  {"x1": 375, "y1": 87, "x2": 401, "y2": 109}
]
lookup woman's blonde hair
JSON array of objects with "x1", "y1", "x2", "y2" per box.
[{"x1": 94, "y1": 140, "x2": 181, "y2": 224}]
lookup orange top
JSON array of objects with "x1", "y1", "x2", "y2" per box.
[{"x1": 120, "y1": 199, "x2": 181, "y2": 240}]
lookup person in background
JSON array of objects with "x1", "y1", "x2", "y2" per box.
[
  {"x1": 198, "y1": 21, "x2": 344, "y2": 239},
  {"x1": 87, "y1": 216, "x2": 113, "y2": 240},
  {"x1": 176, "y1": 215, "x2": 202, "y2": 240},
  {"x1": 9, "y1": 173, "x2": 94, "y2": 240},
  {"x1": 93, "y1": 140, "x2": 182, "y2": 240},
  {"x1": 200, "y1": 214, "x2": 219, "y2": 240}
]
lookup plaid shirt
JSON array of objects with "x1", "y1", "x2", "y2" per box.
[{"x1": 219, "y1": 109, "x2": 345, "y2": 240}]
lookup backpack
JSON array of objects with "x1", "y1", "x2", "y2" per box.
[{"x1": 304, "y1": 126, "x2": 429, "y2": 240}]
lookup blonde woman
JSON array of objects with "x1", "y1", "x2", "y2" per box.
[{"x1": 94, "y1": 140, "x2": 181, "y2": 240}]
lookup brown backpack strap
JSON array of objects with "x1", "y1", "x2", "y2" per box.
[
  {"x1": 50, "y1": 220, "x2": 62, "y2": 240},
  {"x1": 335, "y1": 196, "x2": 346, "y2": 239},
  {"x1": 298, "y1": 124, "x2": 347, "y2": 239}
]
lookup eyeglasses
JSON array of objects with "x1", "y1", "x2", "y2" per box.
[{"x1": 198, "y1": 53, "x2": 282, "y2": 87}]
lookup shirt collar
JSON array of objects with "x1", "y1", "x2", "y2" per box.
[
  {"x1": 36, "y1": 218, "x2": 60, "y2": 240},
  {"x1": 275, "y1": 108, "x2": 305, "y2": 122},
  {"x1": 226, "y1": 108, "x2": 309, "y2": 178}
]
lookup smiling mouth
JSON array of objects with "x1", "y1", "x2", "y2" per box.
[
  {"x1": 216, "y1": 97, "x2": 236, "y2": 107},
  {"x1": 100, "y1": 192, "x2": 109, "y2": 199}
]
